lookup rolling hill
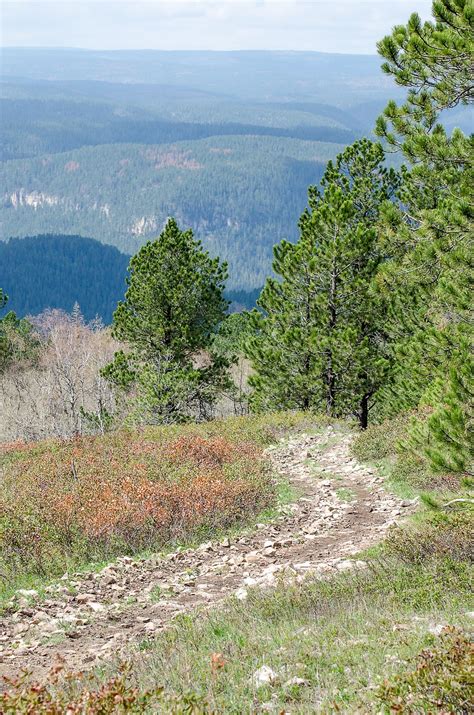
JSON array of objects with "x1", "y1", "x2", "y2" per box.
[{"x1": 0, "y1": 48, "x2": 405, "y2": 290}]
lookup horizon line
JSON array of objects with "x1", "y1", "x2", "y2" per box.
[{"x1": 0, "y1": 46, "x2": 379, "y2": 57}]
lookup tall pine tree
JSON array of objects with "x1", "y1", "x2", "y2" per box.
[
  {"x1": 375, "y1": 0, "x2": 473, "y2": 475},
  {"x1": 104, "y1": 218, "x2": 230, "y2": 424},
  {"x1": 247, "y1": 139, "x2": 399, "y2": 427}
]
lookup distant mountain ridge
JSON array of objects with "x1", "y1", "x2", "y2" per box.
[
  {"x1": 1, "y1": 49, "x2": 400, "y2": 105},
  {"x1": 0, "y1": 48, "x2": 407, "y2": 291}
]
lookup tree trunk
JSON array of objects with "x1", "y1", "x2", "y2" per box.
[
  {"x1": 326, "y1": 263, "x2": 337, "y2": 415},
  {"x1": 359, "y1": 394, "x2": 369, "y2": 429}
]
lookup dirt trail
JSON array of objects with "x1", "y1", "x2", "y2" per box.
[{"x1": 0, "y1": 426, "x2": 416, "y2": 683}]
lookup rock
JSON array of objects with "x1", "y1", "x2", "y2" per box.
[
  {"x1": 12, "y1": 623, "x2": 29, "y2": 636},
  {"x1": 220, "y1": 537, "x2": 231, "y2": 548},
  {"x1": 243, "y1": 577, "x2": 258, "y2": 587},
  {"x1": 234, "y1": 587, "x2": 248, "y2": 601},
  {"x1": 245, "y1": 551, "x2": 261, "y2": 563},
  {"x1": 86, "y1": 602, "x2": 105, "y2": 613},
  {"x1": 102, "y1": 574, "x2": 117, "y2": 586},
  {"x1": 16, "y1": 589, "x2": 39, "y2": 599},
  {"x1": 335, "y1": 560, "x2": 356, "y2": 571},
  {"x1": 252, "y1": 665, "x2": 278, "y2": 686},
  {"x1": 32, "y1": 612, "x2": 51, "y2": 624},
  {"x1": 76, "y1": 593, "x2": 96, "y2": 604},
  {"x1": 143, "y1": 621, "x2": 159, "y2": 633},
  {"x1": 428, "y1": 623, "x2": 445, "y2": 636}
]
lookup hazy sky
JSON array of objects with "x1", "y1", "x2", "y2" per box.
[{"x1": 2, "y1": 0, "x2": 433, "y2": 54}]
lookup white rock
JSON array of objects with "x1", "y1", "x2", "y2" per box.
[
  {"x1": 234, "y1": 587, "x2": 248, "y2": 601},
  {"x1": 16, "y1": 589, "x2": 39, "y2": 599},
  {"x1": 243, "y1": 577, "x2": 258, "y2": 587},
  {"x1": 336, "y1": 560, "x2": 356, "y2": 571},
  {"x1": 87, "y1": 602, "x2": 105, "y2": 613},
  {"x1": 428, "y1": 623, "x2": 445, "y2": 636},
  {"x1": 284, "y1": 677, "x2": 310, "y2": 688},
  {"x1": 252, "y1": 665, "x2": 278, "y2": 686}
]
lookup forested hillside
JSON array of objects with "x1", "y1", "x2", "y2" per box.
[
  {"x1": 0, "y1": 235, "x2": 128, "y2": 322},
  {"x1": 0, "y1": 235, "x2": 260, "y2": 321},
  {"x1": 1, "y1": 137, "x2": 340, "y2": 287},
  {"x1": 0, "y1": 49, "x2": 405, "y2": 290}
]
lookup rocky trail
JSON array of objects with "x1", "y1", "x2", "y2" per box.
[{"x1": 0, "y1": 426, "x2": 416, "y2": 684}]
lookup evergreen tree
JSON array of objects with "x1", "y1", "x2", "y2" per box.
[
  {"x1": 375, "y1": 0, "x2": 473, "y2": 474},
  {"x1": 0, "y1": 290, "x2": 40, "y2": 374},
  {"x1": 103, "y1": 218, "x2": 230, "y2": 423},
  {"x1": 247, "y1": 140, "x2": 399, "y2": 427}
]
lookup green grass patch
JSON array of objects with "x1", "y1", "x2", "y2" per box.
[
  {"x1": 335, "y1": 487, "x2": 354, "y2": 502},
  {"x1": 98, "y1": 557, "x2": 471, "y2": 713}
]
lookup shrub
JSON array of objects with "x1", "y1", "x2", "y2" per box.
[
  {"x1": 385, "y1": 511, "x2": 474, "y2": 565},
  {"x1": 0, "y1": 666, "x2": 209, "y2": 714},
  {"x1": 375, "y1": 627, "x2": 474, "y2": 714},
  {"x1": 352, "y1": 412, "x2": 412, "y2": 462},
  {"x1": 0, "y1": 425, "x2": 274, "y2": 587},
  {"x1": 352, "y1": 411, "x2": 460, "y2": 492}
]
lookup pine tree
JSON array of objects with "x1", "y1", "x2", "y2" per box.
[
  {"x1": 375, "y1": 0, "x2": 473, "y2": 474},
  {"x1": 0, "y1": 290, "x2": 40, "y2": 374},
  {"x1": 247, "y1": 140, "x2": 399, "y2": 427},
  {"x1": 423, "y1": 340, "x2": 473, "y2": 476},
  {"x1": 103, "y1": 218, "x2": 230, "y2": 423}
]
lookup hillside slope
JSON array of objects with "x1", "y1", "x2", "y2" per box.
[
  {"x1": 0, "y1": 423, "x2": 414, "y2": 682},
  {"x1": 0, "y1": 234, "x2": 128, "y2": 323},
  {"x1": 1, "y1": 136, "x2": 342, "y2": 288}
]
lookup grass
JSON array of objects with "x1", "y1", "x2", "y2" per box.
[
  {"x1": 119, "y1": 558, "x2": 472, "y2": 713},
  {"x1": 335, "y1": 487, "x2": 354, "y2": 502},
  {"x1": 5, "y1": 557, "x2": 471, "y2": 713}
]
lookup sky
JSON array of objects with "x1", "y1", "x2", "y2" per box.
[{"x1": 2, "y1": 0, "x2": 433, "y2": 54}]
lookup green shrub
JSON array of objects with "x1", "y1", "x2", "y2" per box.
[
  {"x1": 385, "y1": 511, "x2": 474, "y2": 566},
  {"x1": 352, "y1": 413, "x2": 410, "y2": 462},
  {"x1": 375, "y1": 627, "x2": 474, "y2": 714},
  {"x1": 0, "y1": 665, "x2": 209, "y2": 714}
]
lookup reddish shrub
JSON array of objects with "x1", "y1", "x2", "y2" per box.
[{"x1": 0, "y1": 429, "x2": 273, "y2": 578}]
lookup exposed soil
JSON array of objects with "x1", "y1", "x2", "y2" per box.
[{"x1": 0, "y1": 425, "x2": 416, "y2": 685}]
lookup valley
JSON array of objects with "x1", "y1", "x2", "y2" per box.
[{"x1": 1, "y1": 48, "x2": 402, "y2": 292}]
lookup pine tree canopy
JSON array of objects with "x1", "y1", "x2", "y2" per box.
[
  {"x1": 247, "y1": 139, "x2": 400, "y2": 427},
  {"x1": 375, "y1": 0, "x2": 473, "y2": 476},
  {"x1": 104, "y1": 218, "x2": 230, "y2": 423}
]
